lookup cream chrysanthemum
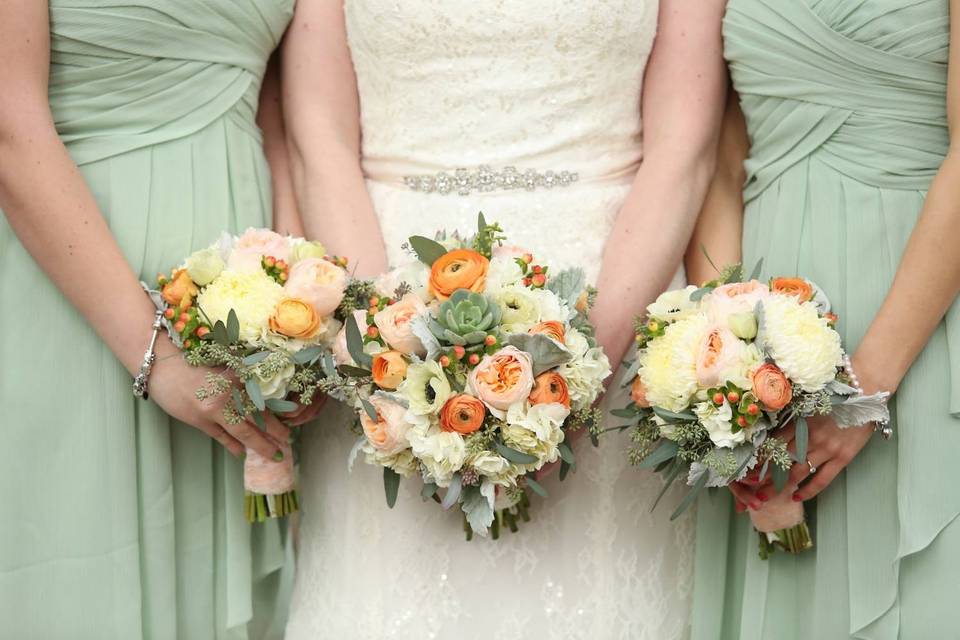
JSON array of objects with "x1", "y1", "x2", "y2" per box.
[
  {"x1": 761, "y1": 294, "x2": 842, "y2": 391},
  {"x1": 639, "y1": 312, "x2": 710, "y2": 412},
  {"x1": 196, "y1": 269, "x2": 284, "y2": 346}
]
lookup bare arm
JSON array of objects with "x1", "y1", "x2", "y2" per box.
[
  {"x1": 0, "y1": 2, "x2": 288, "y2": 459},
  {"x1": 593, "y1": 0, "x2": 728, "y2": 369},
  {"x1": 281, "y1": 0, "x2": 387, "y2": 277},
  {"x1": 258, "y1": 51, "x2": 303, "y2": 237},
  {"x1": 684, "y1": 88, "x2": 748, "y2": 286}
]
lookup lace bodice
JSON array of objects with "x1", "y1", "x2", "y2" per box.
[{"x1": 287, "y1": 3, "x2": 694, "y2": 639}]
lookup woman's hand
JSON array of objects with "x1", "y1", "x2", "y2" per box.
[
  {"x1": 148, "y1": 340, "x2": 290, "y2": 459},
  {"x1": 280, "y1": 392, "x2": 327, "y2": 427},
  {"x1": 729, "y1": 416, "x2": 874, "y2": 509}
]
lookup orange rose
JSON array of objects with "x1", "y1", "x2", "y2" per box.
[
  {"x1": 752, "y1": 363, "x2": 792, "y2": 411},
  {"x1": 371, "y1": 350, "x2": 408, "y2": 390},
  {"x1": 269, "y1": 298, "x2": 321, "y2": 339},
  {"x1": 770, "y1": 277, "x2": 813, "y2": 302},
  {"x1": 428, "y1": 249, "x2": 489, "y2": 300},
  {"x1": 162, "y1": 268, "x2": 199, "y2": 307},
  {"x1": 439, "y1": 394, "x2": 486, "y2": 434},
  {"x1": 529, "y1": 372, "x2": 571, "y2": 408},
  {"x1": 529, "y1": 320, "x2": 566, "y2": 345},
  {"x1": 630, "y1": 377, "x2": 651, "y2": 408}
]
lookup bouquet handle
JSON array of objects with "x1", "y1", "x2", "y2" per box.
[
  {"x1": 243, "y1": 445, "x2": 298, "y2": 523},
  {"x1": 749, "y1": 489, "x2": 812, "y2": 558}
]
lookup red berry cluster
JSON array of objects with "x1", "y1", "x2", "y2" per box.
[
  {"x1": 516, "y1": 253, "x2": 549, "y2": 288},
  {"x1": 708, "y1": 384, "x2": 762, "y2": 432}
]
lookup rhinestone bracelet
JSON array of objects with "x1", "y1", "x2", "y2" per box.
[
  {"x1": 133, "y1": 309, "x2": 164, "y2": 400},
  {"x1": 842, "y1": 354, "x2": 893, "y2": 439}
]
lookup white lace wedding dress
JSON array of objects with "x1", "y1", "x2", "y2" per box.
[{"x1": 286, "y1": 2, "x2": 693, "y2": 638}]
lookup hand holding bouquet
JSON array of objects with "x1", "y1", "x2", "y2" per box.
[
  {"x1": 333, "y1": 215, "x2": 611, "y2": 538},
  {"x1": 148, "y1": 228, "x2": 352, "y2": 522},
  {"x1": 617, "y1": 263, "x2": 889, "y2": 556}
]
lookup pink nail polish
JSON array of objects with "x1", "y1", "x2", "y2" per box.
[
  {"x1": 757, "y1": 492, "x2": 768, "y2": 502},
  {"x1": 792, "y1": 493, "x2": 802, "y2": 502}
]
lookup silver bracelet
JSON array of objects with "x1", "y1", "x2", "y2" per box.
[
  {"x1": 842, "y1": 354, "x2": 894, "y2": 439},
  {"x1": 133, "y1": 309, "x2": 164, "y2": 400}
]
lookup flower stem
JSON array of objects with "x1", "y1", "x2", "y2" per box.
[
  {"x1": 757, "y1": 521, "x2": 813, "y2": 558},
  {"x1": 244, "y1": 490, "x2": 300, "y2": 524}
]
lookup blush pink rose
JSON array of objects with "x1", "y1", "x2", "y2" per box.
[
  {"x1": 706, "y1": 280, "x2": 770, "y2": 323},
  {"x1": 468, "y1": 345, "x2": 535, "y2": 412},
  {"x1": 228, "y1": 228, "x2": 291, "y2": 272},
  {"x1": 284, "y1": 257, "x2": 348, "y2": 317},
  {"x1": 695, "y1": 326, "x2": 746, "y2": 388},
  {"x1": 332, "y1": 310, "x2": 368, "y2": 366},
  {"x1": 360, "y1": 396, "x2": 412, "y2": 455},
  {"x1": 374, "y1": 294, "x2": 427, "y2": 356}
]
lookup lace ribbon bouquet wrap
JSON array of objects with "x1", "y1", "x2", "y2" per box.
[
  {"x1": 617, "y1": 264, "x2": 889, "y2": 556},
  {"x1": 147, "y1": 228, "x2": 353, "y2": 522},
  {"x1": 331, "y1": 215, "x2": 611, "y2": 539}
]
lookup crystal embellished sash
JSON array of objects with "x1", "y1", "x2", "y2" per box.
[{"x1": 403, "y1": 165, "x2": 579, "y2": 196}]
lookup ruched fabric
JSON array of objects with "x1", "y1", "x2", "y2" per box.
[
  {"x1": 692, "y1": 2, "x2": 960, "y2": 639},
  {"x1": 0, "y1": 2, "x2": 294, "y2": 638}
]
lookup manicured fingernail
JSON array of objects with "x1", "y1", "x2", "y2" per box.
[
  {"x1": 273, "y1": 450, "x2": 284, "y2": 462},
  {"x1": 757, "y1": 492, "x2": 768, "y2": 502},
  {"x1": 751, "y1": 501, "x2": 762, "y2": 510},
  {"x1": 792, "y1": 493, "x2": 802, "y2": 502}
]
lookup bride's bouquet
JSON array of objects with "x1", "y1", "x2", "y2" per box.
[
  {"x1": 617, "y1": 264, "x2": 889, "y2": 556},
  {"x1": 148, "y1": 228, "x2": 353, "y2": 522},
  {"x1": 332, "y1": 215, "x2": 610, "y2": 539}
]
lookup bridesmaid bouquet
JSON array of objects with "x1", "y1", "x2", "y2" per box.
[
  {"x1": 148, "y1": 228, "x2": 354, "y2": 522},
  {"x1": 332, "y1": 215, "x2": 610, "y2": 539},
  {"x1": 617, "y1": 264, "x2": 889, "y2": 556}
]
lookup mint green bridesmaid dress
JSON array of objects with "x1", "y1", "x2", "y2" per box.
[
  {"x1": 0, "y1": 2, "x2": 295, "y2": 638},
  {"x1": 692, "y1": 1, "x2": 960, "y2": 638}
]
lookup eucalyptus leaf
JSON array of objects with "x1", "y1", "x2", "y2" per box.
[
  {"x1": 345, "y1": 313, "x2": 372, "y2": 368},
  {"x1": 652, "y1": 407, "x2": 697, "y2": 423},
  {"x1": 525, "y1": 476, "x2": 548, "y2": 498},
  {"x1": 227, "y1": 309, "x2": 240, "y2": 344},
  {"x1": 338, "y1": 364, "x2": 373, "y2": 378},
  {"x1": 495, "y1": 441, "x2": 538, "y2": 465},
  {"x1": 772, "y1": 464, "x2": 789, "y2": 493},
  {"x1": 265, "y1": 398, "x2": 298, "y2": 413},
  {"x1": 461, "y1": 484, "x2": 495, "y2": 535},
  {"x1": 409, "y1": 235, "x2": 448, "y2": 266},
  {"x1": 689, "y1": 287, "x2": 713, "y2": 302},
  {"x1": 610, "y1": 407, "x2": 639, "y2": 419},
  {"x1": 292, "y1": 345, "x2": 324, "y2": 365},
  {"x1": 231, "y1": 388, "x2": 245, "y2": 415},
  {"x1": 321, "y1": 353, "x2": 338, "y2": 378},
  {"x1": 559, "y1": 459, "x2": 573, "y2": 481},
  {"x1": 545, "y1": 267, "x2": 586, "y2": 308},
  {"x1": 651, "y1": 460, "x2": 684, "y2": 512},
  {"x1": 440, "y1": 474, "x2": 462, "y2": 510},
  {"x1": 748, "y1": 259, "x2": 764, "y2": 282},
  {"x1": 619, "y1": 357, "x2": 642, "y2": 389},
  {"x1": 213, "y1": 320, "x2": 230, "y2": 347},
  {"x1": 795, "y1": 417, "x2": 809, "y2": 464},
  {"x1": 360, "y1": 397, "x2": 378, "y2": 422},
  {"x1": 251, "y1": 410, "x2": 266, "y2": 431},
  {"x1": 505, "y1": 333, "x2": 572, "y2": 376},
  {"x1": 558, "y1": 442, "x2": 575, "y2": 465},
  {"x1": 670, "y1": 470, "x2": 709, "y2": 520},
  {"x1": 242, "y1": 351, "x2": 271, "y2": 366},
  {"x1": 383, "y1": 467, "x2": 401, "y2": 508},
  {"x1": 421, "y1": 482, "x2": 438, "y2": 501},
  {"x1": 245, "y1": 378, "x2": 265, "y2": 412},
  {"x1": 637, "y1": 441, "x2": 679, "y2": 470}
]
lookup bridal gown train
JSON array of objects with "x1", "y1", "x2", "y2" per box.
[{"x1": 285, "y1": 2, "x2": 693, "y2": 638}]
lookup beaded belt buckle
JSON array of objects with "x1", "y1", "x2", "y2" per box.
[{"x1": 404, "y1": 165, "x2": 579, "y2": 196}]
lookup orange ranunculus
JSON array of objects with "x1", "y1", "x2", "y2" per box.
[
  {"x1": 529, "y1": 320, "x2": 566, "y2": 345},
  {"x1": 162, "y1": 268, "x2": 199, "y2": 307},
  {"x1": 371, "y1": 350, "x2": 408, "y2": 390},
  {"x1": 439, "y1": 394, "x2": 486, "y2": 434},
  {"x1": 770, "y1": 277, "x2": 814, "y2": 302},
  {"x1": 428, "y1": 249, "x2": 489, "y2": 300},
  {"x1": 529, "y1": 372, "x2": 571, "y2": 408},
  {"x1": 269, "y1": 298, "x2": 321, "y2": 339},
  {"x1": 630, "y1": 376, "x2": 651, "y2": 408},
  {"x1": 752, "y1": 363, "x2": 792, "y2": 411}
]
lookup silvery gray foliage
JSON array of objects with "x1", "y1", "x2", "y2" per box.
[
  {"x1": 461, "y1": 483, "x2": 496, "y2": 536},
  {"x1": 546, "y1": 267, "x2": 586, "y2": 309},
  {"x1": 505, "y1": 332, "x2": 572, "y2": 376},
  {"x1": 409, "y1": 313, "x2": 442, "y2": 361},
  {"x1": 831, "y1": 391, "x2": 891, "y2": 428}
]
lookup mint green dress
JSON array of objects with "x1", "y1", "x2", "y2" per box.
[
  {"x1": 692, "y1": 2, "x2": 960, "y2": 639},
  {"x1": 0, "y1": 2, "x2": 295, "y2": 638}
]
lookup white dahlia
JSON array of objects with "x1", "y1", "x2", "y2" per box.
[
  {"x1": 761, "y1": 295, "x2": 842, "y2": 392},
  {"x1": 639, "y1": 312, "x2": 710, "y2": 413},
  {"x1": 195, "y1": 269, "x2": 284, "y2": 346}
]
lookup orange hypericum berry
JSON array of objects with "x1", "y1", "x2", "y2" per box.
[
  {"x1": 727, "y1": 391, "x2": 740, "y2": 404},
  {"x1": 453, "y1": 345, "x2": 466, "y2": 360},
  {"x1": 439, "y1": 355, "x2": 451, "y2": 368},
  {"x1": 157, "y1": 274, "x2": 169, "y2": 285},
  {"x1": 531, "y1": 274, "x2": 546, "y2": 287},
  {"x1": 737, "y1": 415, "x2": 748, "y2": 428},
  {"x1": 183, "y1": 339, "x2": 192, "y2": 349},
  {"x1": 484, "y1": 335, "x2": 497, "y2": 347},
  {"x1": 747, "y1": 403, "x2": 760, "y2": 416},
  {"x1": 178, "y1": 312, "x2": 190, "y2": 323},
  {"x1": 369, "y1": 296, "x2": 380, "y2": 307},
  {"x1": 521, "y1": 253, "x2": 533, "y2": 264},
  {"x1": 337, "y1": 256, "x2": 349, "y2": 267},
  {"x1": 264, "y1": 256, "x2": 276, "y2": 268},
  {"x1": 713, "y1": 392, "x2": 725, "y2": 405},
  {"x1": 196, "y1": 326, "x2": 210, "y2": 338},
  {"x1": 366, "y1": 326, "x2": 380, "y2": 339},
  {"x1": 174, "y1": 320, "x2": 187, "y2": 333},
  {"x1": 276, "y1": 260, "x2": 288, "y2": 270},
  {"x1": 279, "y1": 272, "x2": 288, "y2": 282},
  {"x1": 163, "y1": 308, "x2": 176, "y2": 320},
  {"x1": 468, "y1": 353, "x2": 480, "y2": 366},
  {"x1": 532, "y1": 265, "x2": 544, "y2": 274}
]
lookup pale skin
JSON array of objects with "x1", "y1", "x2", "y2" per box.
[
  {"x1": 0, "y1": 1, "x2": 299, "y2": 458},
  {"x1": 283, "y1": 0, "x2": 729, "y2": 373},
  {"x1": 687, "y1": 0, "x2": 960, "y2": 511}
]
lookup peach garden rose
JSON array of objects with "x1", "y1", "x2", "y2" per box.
[
  {"x1": 469, "y1": 345, "x2": 535, "y2": 412},
  {"x1": 374, "y1": 294, "x2": 427, "y2": 356},
  {"x1": 284, "y1": 257, "x2": 348, "y2": 317}
]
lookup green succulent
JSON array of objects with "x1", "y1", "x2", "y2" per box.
[{"x1": 429, "y1": 290, "x2": 501, "y2": 346}]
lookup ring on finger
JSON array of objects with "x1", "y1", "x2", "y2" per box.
[{"x1": 807, "y1": 460, "x2": 817, "y2": 475}]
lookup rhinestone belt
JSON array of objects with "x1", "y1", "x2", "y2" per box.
[{"x1": 403, "y1": 165, "x2": 579, "y2": 196}]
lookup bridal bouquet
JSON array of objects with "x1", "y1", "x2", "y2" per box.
[
  {"x1": 332, "y1": 215, "x2": 610, "y2": 539},
  {"x1": 617, "y1": 264, "x2": 889, "y2": 556},
  {"x1": 149, "y1": 228, "x2": 354, "y2": 522}
]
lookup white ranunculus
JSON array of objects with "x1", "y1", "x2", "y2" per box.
[
  {"x1": 185, "y1": 246, "x2": 226, "y2": 286},
  {"x1": 253, "y1": 362, "x2": 295, "y2": 400},
  {"x1": 556, "y1": 329, "x2": 611, "y2": 410},
  {"x1": 484, "y1": 256, "x2": 525, "y2": 295},
  {"x1": 694, "y1": 400, "x2": 745, "y2": 449},
  {"x1": 646, "y1": 285, "x2": 699, "y2": 323},
  {"x1": 761, "y1": 295, "x2": 842, "y2": 392}
]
